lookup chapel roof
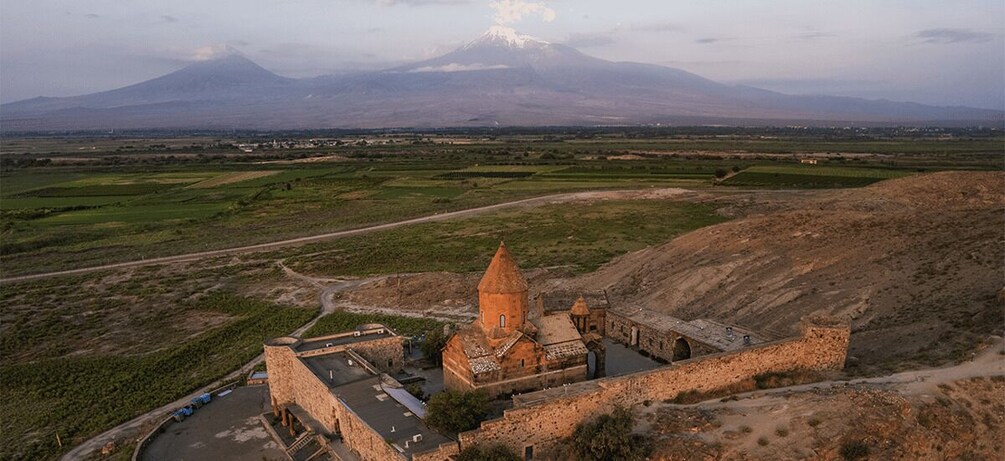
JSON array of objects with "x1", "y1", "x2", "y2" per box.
[
  {"x1": 478, "y1": 242, "x2": 528, "y2": 294},
  {"x1": 570, "y1": 296, "x2": 591, "y2": 316}
]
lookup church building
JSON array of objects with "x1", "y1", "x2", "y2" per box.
[{"x1": 441, "y1": 243, "x2": 590, "y2": 397}]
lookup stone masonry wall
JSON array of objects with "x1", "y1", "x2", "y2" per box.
[
  {"x1": 412, "y1": 442, "x2": 460, "y2": 461},
  {"x1": 351, "y1": 335, "x2": 405, "y2": 373},
  {"x1": 476, "y1": 364, "x2": 588, "y2": 398},
  {"x1": 606, "y1": 311, "x2": 718, "y2": 362},
  {"x1": 263, "y1": 340, "x2": 300, "y2": 408},
  {"x1": 421, "y1": 321, "x2": 849, "y2": 460},
  {"x1": 265, "y1": 339, "x2": 407, "y2": 461},
  {"x1": 334, "y1": 394, "x2": 407, "y2": 461}
]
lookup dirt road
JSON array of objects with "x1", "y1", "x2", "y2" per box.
[{"x1": 3, "y1": 188, "x2": 701, "y2": 285}]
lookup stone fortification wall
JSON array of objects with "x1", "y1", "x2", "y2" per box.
[
  {"x1": 351, "y1": 335, "x2": 405, "y2": 372},
  {"x1": 334, "y1": 393, "x2": 407, "y2": 461},
  {"x1": 412, "y1": 442, "x2": 460, "y2": 461},
  {"x1": 265, "y1": 337, "x2": 408, "y2": 461},
  {"x1": 287, "y1": 329, "x2": 404, "y2": 373},
  {"x1": 264, "y1": 341, "x2": 337, "y2": 429},
  {"x1": 263, "y1": 338, "x2": 301, "y2": 408},
  {"x1": 606, "y1": 311, "x2": 720, "y2": 361},
  {"x1": 422, "y1": 320, "x2": 848, "y2": 460}
]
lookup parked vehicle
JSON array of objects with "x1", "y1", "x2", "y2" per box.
[
  {"x1": 171, "y1": 406, "x2": 194, "y2": 422},
  {"x1": 190, "y1": 393, "x2": 212, "y2": 408}
]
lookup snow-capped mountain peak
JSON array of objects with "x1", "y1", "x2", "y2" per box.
[{"x1": 466, "y1": 26, "x2": 548, "y2": 49}]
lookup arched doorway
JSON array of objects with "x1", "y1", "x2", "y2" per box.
[
  {"x1": 673, "y1": 337, "x2": 692, "y2": 361},
  {"x1": 585, "y1": 338, "x2": 606, "y2": 379}
]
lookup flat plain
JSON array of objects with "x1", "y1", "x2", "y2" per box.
[{"x1": 1, "y1": 128, "x2": 1002, "y2": 460}]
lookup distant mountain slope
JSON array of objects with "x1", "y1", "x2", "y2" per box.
[{"x1": 2, "y1": 28, "x2": 1002, "y2": 130}]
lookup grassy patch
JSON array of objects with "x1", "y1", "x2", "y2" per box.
[
  {"x1": 285, "y1": 200, "x2": 726, "y2": 276},
  {"x1": 304, "y1": 311, "x2": 445, "y2": 338},
  {"x1": 0, "y1": 294, "x2": 313, "y2": 461},
  {"x1": 3, "y1": 163, "x2": 693, "y2": 275},
  {"x1": 185, "y1": 170, "x2": 281, "y2": 188},
  {"x1": 723, "y1": 165, "x2": 911, "y2": 188}
]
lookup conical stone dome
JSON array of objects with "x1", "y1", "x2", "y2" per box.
[
  {"x1": 570, "y1": 296, "x2": 590, "y2": 316},
  {"x1": 478, "y1": 242, "x2": 528, "y2": 294}
]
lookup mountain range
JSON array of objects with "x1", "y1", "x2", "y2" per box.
[{"x1": 2, "y1": 26, "x2": 1001, "y2": 131}]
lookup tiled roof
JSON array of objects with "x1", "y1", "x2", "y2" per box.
[
  {"x1": 457, "y1": 328, "x2": 492, "y2": 359},
  {"x1": 531, "y1": 314, "x2": 583, "y2": 347},
  {"x1": 495, "y1": 331, "x2": 524, "y2": 358},
  {"x1": 543, "y1": 341, "x2": 589, "y2": 360},
  {"x1": 469, "y1": 356, "x2": 501, "y2": 373},
  {"x1": 477, "y1": 242, "x2": 528, "y2": 294}
]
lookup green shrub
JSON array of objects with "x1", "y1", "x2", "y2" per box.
[
  {"x1": 405, "y1": 383, "x2": 425, "y2": 401},
  {"x1": 425, "y1": 390, "x2": 491, "y2": 435},
  {"x1": 840, "y1": 440, "x2": 870, "y2": 460},
  {"x1": 421, "y1": 328, "x2": 449, "y2": 366},
  {"x1": 304, "y1": 311, "x2": 444, "y2": 338},
  {"x1": 570, "y1": 407, "x2": 651, "y2": 461}
]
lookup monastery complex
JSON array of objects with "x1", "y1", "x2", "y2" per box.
[{"x1": 263, "y1": 243, "x2": 850, "y2": 461}]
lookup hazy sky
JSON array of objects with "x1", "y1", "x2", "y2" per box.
[{"x1": 2, "y1": 0, "x2": 1003, "y2": 109}]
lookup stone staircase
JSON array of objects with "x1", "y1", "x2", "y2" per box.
[{"x1": 286, "y1": 432, "x2": 315, "y2": 456}]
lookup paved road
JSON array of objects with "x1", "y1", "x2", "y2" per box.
[
  {"x1": 3, "y1": 191, "x2": 604, "y2": 285},
  {"x1": 140, "y1": 386, "x2": 284, "y2": 461}
]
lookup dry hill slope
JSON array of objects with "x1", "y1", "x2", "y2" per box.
[{"x1": 565, "y1": 172, "x2": 1004, "y2": 374}]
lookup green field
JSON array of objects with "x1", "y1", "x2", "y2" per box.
[
  {"x1": 723, "y1": 165, "x2": 913, "y2": 188},
  {"x1": 0, "y1": 291, "x2": 313, "y2": 461},
  {"x1": 304, "y1": 311, "x2": 445, "y2": 338},
  {"x1": 3, "y1": 131, "x2": 1000, "y2": 278},
  {"x1": 1, "y1": 162, "x2": 718, "y2": 276},
  {"x1": 283, "y1": 200, "x2": 727, "y2": 276}
]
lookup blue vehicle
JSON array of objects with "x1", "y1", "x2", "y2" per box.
[
  {"x1": 190, "y1": 393, "x2": 212, "y2": 408},
  {"x1": 171, "y1": 406, "x2": 194, "y2": 422}
]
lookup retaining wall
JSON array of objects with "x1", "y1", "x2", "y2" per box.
[{"x1": 422, "y1": 320, "x2": 849, "y2": 460}]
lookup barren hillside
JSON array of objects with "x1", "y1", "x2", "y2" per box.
[
  {"x1": 560, "y1": 172, "x2": 1004, "y2": 373},
  {"x1": 643, "y1": 375, "x2": 1004, "y2": 460}
]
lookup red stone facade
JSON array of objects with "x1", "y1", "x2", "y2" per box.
[{"x1": 443, "y1": 243, "x2": 590, "y2": 397}]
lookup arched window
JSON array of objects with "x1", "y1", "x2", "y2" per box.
[{"x1": 499, "y1": 314, "x2": 506, "y2": 328}]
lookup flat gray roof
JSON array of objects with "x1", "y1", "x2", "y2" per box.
[
  {"x1": 336, "y1": 377, "x2": 452, "y2": 459},
  {"x1": 302, "y1": 352, "x2": 373, "y2": 387}
]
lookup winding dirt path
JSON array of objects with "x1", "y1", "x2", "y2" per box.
[
  {"x1": 3, "y1": 189, "x2": 701, "y2": 285},
  {"x1": 51, "y1": 186, "x2": 756, "y2": 459}
]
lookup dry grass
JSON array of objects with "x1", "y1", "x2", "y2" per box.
[{"x1": 185, "y1": 170, "x2": 279, "y2": 188}]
